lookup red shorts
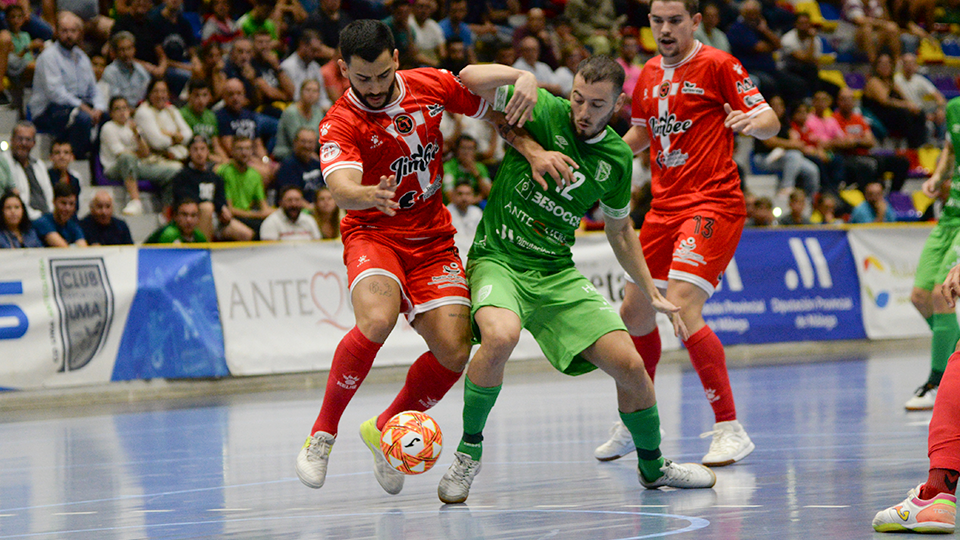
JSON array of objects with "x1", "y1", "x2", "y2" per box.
[
  {"x1": 343, "y1": 230, "x2": 470, "y2": 321},
  {"x1": 638, "y1": 209, "x2": 745, "y2": 296}
]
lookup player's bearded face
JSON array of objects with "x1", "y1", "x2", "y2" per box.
[
  {"x1": 570, "y1": 78, "x2": 621, "y2": 140},
  {"x1": 342, "y1": 50, "x2": 400, "y2": 110},
  {"x1": 649, "y1": 2, "x2": 700, "y2": 63}
]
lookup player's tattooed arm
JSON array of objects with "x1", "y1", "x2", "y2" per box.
[{"x1": 484, "y1": 108, "x2": 578, "y2": 190}]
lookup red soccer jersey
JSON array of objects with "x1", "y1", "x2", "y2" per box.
[
  {"x1": 632, "y1": 41, "x2": 771, "y2": 216},
  {"x1": 319, "y1": 68, "x2": 487, "y2": 238}
]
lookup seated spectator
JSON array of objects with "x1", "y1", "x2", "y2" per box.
[
  {"x1": 779, "y1": 12, "x2": 823, "y2": 99},
  {"x1": 224, "y1": 37, "x2": 262, "y2": 109},
  {"x1": 302, "y1": 0, "x2": 351, "y2": 62},
  {"x1": 148, "y1": 0, "x2": 200, "y2": 99},
  {"x1": 46, "y1": 0, "x2": 114, "y2": 44},
  {"x1": 694, "y1": 3, "x2": 730, "y2": 54},
  {"x1": 836, "y1": 0, "x2": 900, "y2": 64},
  {"x1": 237, "y1": 0, "x2": 279, "y2": 40},
  {"x1": 190, "y1": 42, "x2": 228, "y2": 101},
  {"x1": 218, "y1": 136, "x2": 271, "y2": 233},
  {"x1": 753, "y1": 95, "x2": 821, "y2": 198},
  {"x1": 201, "y1": 0, "x2": 242, "y2": 49},
  {"x1": 172, "y1": 134, "x2": 254, "y2": 241},
  {"x1": 780, "y1": 188, "x2": 811, "y2": 225},
  {"x1": 849, "y1": 179, "x2": 897, "y2": 223},
  {"x1": 180, "y1": 81, "x2": 228, "y2": 164},
  {"x1": 275, "y1": 127, "x2": 322, "y2": 201},
  {"x1": 895, "y1": 53, "x2": 947, "y2": 141},
  {"x1": 511, "y1": 7, "x2": 559, "y2": 70},
  {"x1": 5, "y1": 4, "x2": 43, "y2": 111},
  {"x1": 101, "y1": 31, "x2": 150, "y2": 108},
  {"x1": 0, "y1": 190, "x2": 43, "y2": 248},
  {"x1": 862, "y1": 53, "x2": 928, "y2": 148},
  {"x1": 4, "y1": 121, "x2": 52, "y2": 221},
  {"x1": 134, "y1": 79, "x2": 192, "y2": 162},
  {"x1": 111, "y1": 0, "x2": 160, "y2": 78},
  {"x1": 512, "y1": 36, "x2": 561, "y2": 96},
  {"x1": 312, "y1": 185, "x2": 340, "y2": 239},
  {"x1": 216, "y1": 78, "x2": 277, "y2": 182},
  {"x1": 91, "y1": 54, "x2": 108, "y2": 101},
  {"x1": 79, "y1": 190, "x2": 134, "y2": 245},
  {"x1": 563, "y1": 0, "x2": 623, "y2": 56},
  {"x1": 443, "y1": 135, "x2": 491, "y2": 204},
  {"x1": 251, "y1": 29, "x2": 295, "y2": 116},
  {"x1": 260, "y1": 184, "x2": 320, "y2": 241},
  {"x1": 439, "y1": 0, "x2": 476, "y2": 63},
  {"x1": 34, "y1": 182, "x2": 87, "y2": 247},
  {"x1": 833, "y1": 87, "x2": 910, "y2": 191},
  {"x1": 47, "y1": 141, "x2": 80, "y2": 198},
  {"x1": 144, "y1": 197, "x2": 207, "y2": 243},
  {"x1": 439, "y1": 37, "x2": 468, "y2": 75},
  {"x1": 383, "y1": 0, "x2": 422, "y2": 70},
  {"x1": 30, "y1": 12, "x2": 104, "y2": 159},
  {"x1": 447, "y1": 179, "x2": 482, "y2": 247},
  {"x1": 410, "y1": 0, "x2": 445, "y2": 67},
  {"x1": 274, "y1": 80, "x2": 324, "y2": 161},
  {"x1": 553, "y1": 45, "x2": 587, "y2": 100},
  {"x1": 728, "y1": 0, "x2": 806, "y2": 104},
  {"x1": 748, "y1": 195, "x2": 777, "y2": 226},
  {"x1": 810, "y1": 192, "x2": 844, "y2": 224},
  {"x1": 280, "y1": 29, "x2": 331, "y2": 104},
  {"x1": 102, "y1": 96, "x2": 182, "y2": 215}
]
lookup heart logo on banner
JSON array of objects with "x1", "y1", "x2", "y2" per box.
[{"x1": 311, "y1": 271, "x2": 351, "y2": 330}]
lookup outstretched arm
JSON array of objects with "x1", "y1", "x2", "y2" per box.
[{"x1": 604, "y1": 214, "x2": 688, "y2": 339}]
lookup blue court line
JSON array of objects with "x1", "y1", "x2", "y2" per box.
[{"x1": 0, "y1": 508, "x2": 710, "y2": 539}]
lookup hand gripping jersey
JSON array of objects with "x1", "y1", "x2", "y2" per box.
[
  {"x1": 470, "y1": 87, "x2": 633, "y2": 272},
  {"x1": 319, "y1": 68, "x2": 487, "y2": 239},
  {"x1": 632, "y1": 41, "x2": 771, "y2": 216}
]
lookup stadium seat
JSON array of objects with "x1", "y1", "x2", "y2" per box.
[
  {"x1": 913, "y1": 189, "x2": 934, "y2": 215},
  {"x1": 819, "y1": 69, "x2": 847, "y2": 90},
  {"x1": 918, "y1": 38, "x2": 946, "y2": 65},
  {"x1": 888, "y1": 191, "x2": 922, "y2": 221},
  {"x1": 932, "y1": 75, "x2": 960, "y2": 99}
]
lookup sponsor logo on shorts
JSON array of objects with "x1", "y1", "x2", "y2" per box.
[
  {"x1": 673, "y1": 236, "x2": 706, "y2": 267},
  {"x1": 320, "y1": 142, "x2": 341, "y2": 163},
  {"x1": 477, "y1": 284, "x2": 492, "y2": 303},
  {"x1": 431, "y1": 263, "x2": 468, "y2": 290}
]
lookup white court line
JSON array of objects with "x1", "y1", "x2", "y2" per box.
[
  {"x1": 0, "y1": 514, "x2": 15, "y2": 517},
  {"x1": 207, "y1": 508, "x2": 252, "y2": 512},
  {"x1": 623, "y1": 505, "x2": 668, "y2": 508},
  {"x1": 712, "y1": 505, "x2": 763, "y2": 508},
  {"x1": 803, "y1": 505, "x2": 850, "y2": 509},
  {"x1": 131, "y1": 510, "x2": 173, "y2": 514},
  {"x1": 53, "y1": 512, "x2": 97, "y2": 516},
  {"x1": 535, "y1": 505, "x2": 579, "y2": 508}
]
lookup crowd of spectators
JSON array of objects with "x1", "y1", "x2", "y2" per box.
[{"x1": 0, "y1": 0, "x2": 958, "y2": 249}]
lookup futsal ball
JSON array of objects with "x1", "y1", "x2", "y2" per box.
[{"x1": 380, "y1": 411, "x2": 443, "y2": 475}]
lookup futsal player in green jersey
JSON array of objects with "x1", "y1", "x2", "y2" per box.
[
  {"x1": 436, "y1": 56, "x2": 718, "y2": 504},
  {"x1": 907, "y1": 96, "x2": 960, "y2": 411}
]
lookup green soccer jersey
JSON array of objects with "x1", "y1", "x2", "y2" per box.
[
  {"x1": 469, "y1": 87, "x2": 633, "y2": 272},
  {"x1": 943, "y1": 97, "x2": 960, "y2": 225}
]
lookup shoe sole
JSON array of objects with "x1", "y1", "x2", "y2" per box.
[
  {"x1": 296, "y1": 466, "x2": 323, "y2": 489},
  {"x1": 439, "y1": 490, "x2": 468, "y2": 504},
  {"x1": 873, "y1": 522, "x2": 955, "y2": 533},
  {"x1": 702, "y1": 440, "x2": 755, "y2": 467},
  {"x1": 905, "y1": 405, "x2": 935, "y2": 411},
  {"x1": 595, "y1": 452, "x2": 632, "y2": 462}
]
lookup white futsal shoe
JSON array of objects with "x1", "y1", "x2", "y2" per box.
[
  {"x1": 296, "y1": 431, "x2": 335, "y2": 488},
  {"x1": 905, "y1": 383, "x2": 938, "y2": 411},
  {"x1": 639, "y1": 459, "x2": 717, "y2": 489},
  {"x1": 594, "y1": 421, "x2": 666, "y2": 461},
  {"x1": 360, "y1": 417, "x2": 405, "y2": 495},
  {"x1": 701, "y1": 420, "x2": 754, "y2": 467},
  {"x1": 438, "y1": 451, "x2": 482, "y2": 504}
]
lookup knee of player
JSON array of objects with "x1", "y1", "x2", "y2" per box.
[
  {"x1": 355, "y1": 315, "x2": 396, "y2": 343},
  {"x1": 477, "y1": 325, "x2": 520, "y2": 358},
  {"x1": 911, "y1": 287, "x2": 932, "y2": 310}
]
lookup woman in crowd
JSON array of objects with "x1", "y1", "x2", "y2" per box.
[
  {"x1": 312, "y1": 186, "x2": 340, "y2": 240},
  {"x1": 273, "y1": 79, "x2": 325, "y2": 161},
  {"x1": 862, "y1": 53, "x2": 928, "y2": 148},
  {"x1": 0, "y1": 191, "x2": 42, "y2": 248}
]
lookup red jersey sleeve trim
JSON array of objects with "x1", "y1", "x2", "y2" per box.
[
  {"x1": 322, "y1": 162, "x2": 363, "y2": 175},
  {"x1": 632, "y1": 118, "x2": 647, "y2": 126},
  {"x1": 746, "y1": 104, "x2": 772, "y2": 118},
  {"x1": 467, "y1": 100, "x2": 489, "y2": 120}
]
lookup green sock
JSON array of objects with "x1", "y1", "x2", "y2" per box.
[
  {"x1": 926, "y1": 315, "x2": 935, "y2": 331},
  {"x1": 457, "y1": 376, "x2": 501, "y2": 460},
  {"x1": 930, "y1": 313, "x2": 960, "y2": 385},
  {"x1": 620, "y1": 405, "x2": 664, "y2": 482}
]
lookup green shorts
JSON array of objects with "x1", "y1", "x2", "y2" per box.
[
  {"x1": 915, "y1": 222, "x2": 960, "y2": 291},
  {"x1": 467, "y1": 257, "x2": 627, "y2": 376}
]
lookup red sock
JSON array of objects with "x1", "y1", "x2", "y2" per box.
[
  {"x1": 631, "y1": 329, "x2": 662, "y2": 382},
  {"x1": 684, "y1": 325, "x2": 737, "y2": 423},
  {"x1": 926, "y1": 350, "x2": 960, "y2": 496},
  {"x1": 311, "y1": 327, "x2": 382, "y2": 437},
  {"x1": 376, "y1": 351, "x2": 463, "y2": 430}
]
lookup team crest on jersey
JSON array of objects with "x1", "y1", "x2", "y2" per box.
[
  {"x1": 595, "y1": 160, "x2": 611, "y2": 183},
  {"x1": 427, "y1": 103, "x2": 444, "y2": 117},
  {"x1": 320, "y1": 142, "x2": 341, "y2": 163},
  {"x1": 743, "y1": 94, "x2": 765, "y2": 108},
  {"x1": 394, "y1": 114, "x2": 416, "y2": 134},
  {"x1": 681, "y1": 81, "x2": 704, "y2": 95},
  {"x1": 516, "y1": 178, "x2": 534, "y2": 199},
  {"x1": 736, "y1": 77, "x2": 756, "y2": 94},
  {"x1": 555, "y1": 135, "x2": 568, "y2": 149},
  {"x1": 658, "y1": 81, "x2": 671, "y2": 99}
]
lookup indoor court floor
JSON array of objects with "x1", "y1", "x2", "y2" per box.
[{"x1": 0, "y1": 340, "x2": 948, "y2": 539}]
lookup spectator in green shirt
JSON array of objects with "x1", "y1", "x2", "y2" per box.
[
  {"x1": 145, "y1": 198, "x2": 208, "y2": 244},
  {"x1": 180, "y1": 80, "x2": 228, "y2": 164},
  {"x1": 217, "y1": 136, "x2": 271, "y2": 234},
  {"x1": 442, "y1": 134, "x2": 491, "y2": 205},
  {"x1": 238, "y1": 0, "x2": 279, "y2": 40}
]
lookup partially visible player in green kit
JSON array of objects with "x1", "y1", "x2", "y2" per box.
[
  {"x1": 906, "y1": 96, "x2": 960, "y2": 412},
  {"x1": 436, "y1": 55, "x2": 718, "y2": 505}
]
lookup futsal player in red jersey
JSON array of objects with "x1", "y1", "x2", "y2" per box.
[
  {"x1": 873, "y1": 262, "x2": 960, "y2": 533},
  {"x1": 293, "y1": 19, "x2": 545, "y2": 495},
  {"x1": 594, "y1": 0, "x2": 780, "y2": 467}
]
